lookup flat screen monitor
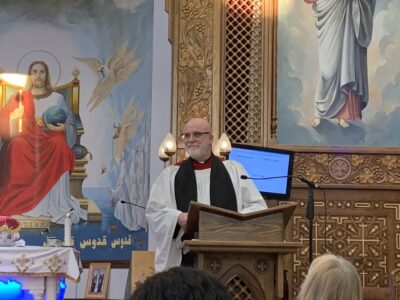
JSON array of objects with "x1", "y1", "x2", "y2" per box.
[{"x1": 228, "y1": 143, "x2": 294, "y2": 199}]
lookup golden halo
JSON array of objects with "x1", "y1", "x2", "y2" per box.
[{"x1": 17, "y1": 50, "x2": 62, "y2": 85}]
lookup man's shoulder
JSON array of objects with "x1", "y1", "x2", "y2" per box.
[
  {"x1": 175, "y1": 159, "x2": 188, "y2": 167},
  {"x1": 223, "y1": 159, "x2": 239, "y2": 167},
  {"x1": 222, "y1": 159, "x2": 246, "y2": 174}
]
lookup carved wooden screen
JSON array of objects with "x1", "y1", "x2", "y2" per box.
[
  {"x1": 223, "y1": 0, "x2": 263, "y2": 144},
  {"x1": 167, "y1": 0, "x2": 400, "y2": 299}
]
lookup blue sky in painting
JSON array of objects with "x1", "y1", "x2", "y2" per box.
[{"x1": 0, "y1": 0, "x2": 153, "y2": 259}]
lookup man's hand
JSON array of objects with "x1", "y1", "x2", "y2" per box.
[
  {"x1": 177, "y1": 212, "x2": 188, "y2": 230},
  {"x1": 47, "y1": 123, "x2": 66, "y2": 131},
  {"x1": 10, "y1": 106, "x2": 24, "y2": 120}
]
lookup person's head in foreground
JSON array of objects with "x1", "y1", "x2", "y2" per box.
[
  {"x1": 298, "y1": 253, "x2": 362, "y2": 300},
  {"x1": 131, "y1": 266, "x2": 232, "y2": 300}
]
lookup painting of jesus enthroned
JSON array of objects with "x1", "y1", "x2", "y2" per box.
[{"x1": 0, "y1": 65, "x2": 100, "y2": 228}]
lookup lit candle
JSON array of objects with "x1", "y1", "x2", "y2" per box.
[
  {"x1": 165, "y1": 141, "x2": 173, "y2": 152},
  {"x1": 64, "y1": 212, "x2": 72, "y2": 247},
  {"x1": 218, "y1": 133, "x2": 231, "y2": 157},
  {"x1": 221, "y1": 141, "x2": 228, "y2": 153},
  {"x1": 18, "y1": 90, "x2": 23, "y2": 133}
]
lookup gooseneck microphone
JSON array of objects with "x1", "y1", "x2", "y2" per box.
[
  {"x1": 119, "y1": 200, "x2": 146, "y2": 209},
  {"x1": 40, "y1": 208, "x2": 74, "y2": 235},
  {"x1": 240, "y1": 174, "x2": 319, "y2": 189}
]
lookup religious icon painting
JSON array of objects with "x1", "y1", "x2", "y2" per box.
[{"x1": 85, "y1": 263, "x2": 111, "y2": 299}]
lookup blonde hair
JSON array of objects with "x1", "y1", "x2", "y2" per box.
[{"x1": 298, "y1": 254, "x2": 362, "y2": 300}]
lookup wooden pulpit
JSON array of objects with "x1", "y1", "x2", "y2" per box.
[{"x1": 184, "y1": 201, "x2": 301, "y2": 300}]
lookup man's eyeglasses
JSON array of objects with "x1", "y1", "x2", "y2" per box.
[{"x1": 180, "y1": 131, "x2": 210, "y2": 141}]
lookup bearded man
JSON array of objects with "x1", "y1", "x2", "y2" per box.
[{"x1": 146, "y1": 118, "x2": 267, "y2": 272}]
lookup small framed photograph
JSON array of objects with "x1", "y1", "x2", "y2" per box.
[{"x1": 85, "y1": 262, "x2": 111, "y2": 299}]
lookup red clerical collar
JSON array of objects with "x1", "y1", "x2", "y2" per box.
[{"x1": 192, "y1": 156, "x2": 212, "y2": 170}]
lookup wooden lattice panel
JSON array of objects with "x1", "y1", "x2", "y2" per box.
[
  {"x1": 223, "y1": 0, "x2": 263, "y2": 144},
  {"x1": 226, "y1": 275, "x2": 254, "y2": 300}
]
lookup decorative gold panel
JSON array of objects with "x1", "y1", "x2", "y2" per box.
[
  {"x1": 169, "y1": 0, "x2": 215, "y2": 135},
  {"x1": 294, "y1": 153, "x2": 400, "y2": 185}
]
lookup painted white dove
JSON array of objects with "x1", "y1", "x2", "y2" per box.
[
  {"x1": 74, "y1": 42, "x2": 141, "y2": 111},
  {"x1": 113, "y1": 101, "x2": 144, "y2": 163}
]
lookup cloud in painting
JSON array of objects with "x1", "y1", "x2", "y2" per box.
[
  {"x1": 369, "y1": 0, "x2": 400, "y2": 114},
  {"x1": 112, "y1": 0, "x2": 146, "y2": 13},
  {"x1": 277, "y1": 0, "x2": 400, "y2": 147}
]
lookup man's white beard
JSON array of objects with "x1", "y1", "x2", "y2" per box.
[
  {"x1": 187, "y1": 147, "x2": 201, "y2": 160},
  {"x1": 186, "y1": 144, "x2": 210, "y2": 161}
]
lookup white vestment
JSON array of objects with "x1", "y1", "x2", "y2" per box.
[
  {"x1": 313, "y1": 0, "x2": 375, "y2": 118},
  {"x1": 146, "y1": 160, "x2": 267, "y2": 272},
  {"x1": 22, "y1": 92, "x2": 87, "y2": 223}
]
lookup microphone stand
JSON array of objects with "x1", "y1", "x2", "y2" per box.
[
  {"x1": 119, "y1": 200, "x2": 146, "y2": 209},
  {"x1": 240, "y1": 174, "x2": 317, "y2": 265},
  {"x1": 305, "y1": 185, "x2": 315, "y2": 266}
]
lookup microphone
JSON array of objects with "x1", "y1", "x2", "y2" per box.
[
  {"x1": 297, "y1": 177, "x2": 319, "y2": 189},
  {"x1": 240, "y1": 174, "x2": 319, "y2": 189},
  {"x1": 40, "y1": 208, "x2": 74, "y2": 235},
  {"x1": 119, "y1": 200, "x2": 146, "y2": 209}
]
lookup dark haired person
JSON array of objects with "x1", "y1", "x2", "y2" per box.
[{"x1": 131, "y1": 267, "x2": 232, "y2": 300}]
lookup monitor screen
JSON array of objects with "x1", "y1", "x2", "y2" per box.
[{"x1": 228, "y1": 143, "x2": 294, "y2": 199}]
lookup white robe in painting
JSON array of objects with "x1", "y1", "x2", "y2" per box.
[
  {"x1": 313, "y1": 0, "x2": 375, "y2": 118},
  {"x1": 23, "y1": 92, "x2": 87, "y2": 223},
  {"x1": 113, "y1": 127, "x2": 149, "y2": 231},
  {"x1": 146, "y1": 160, "x2": 267, "y2": 272}
]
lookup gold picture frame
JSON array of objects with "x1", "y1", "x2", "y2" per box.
[{"x1": 85, "y1": 262, "x2": 111, "y2": 299}]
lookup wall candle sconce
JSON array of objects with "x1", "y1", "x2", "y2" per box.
[
  {"x1": 213, "y1": 133, "x2": 232, "y2": 158},
  {"x1": 158, "y1": 145, "x2": 169, "y2": 162},
  {"x1": 158, "y1": 133, "x2": 177, "y2": 163}
]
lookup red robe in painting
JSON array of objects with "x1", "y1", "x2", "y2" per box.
[{"x1": 0, "y1": 91, "x2": 75, "y2": 215}]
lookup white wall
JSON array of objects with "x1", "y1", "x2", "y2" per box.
[
  {"x1": 149, "y1": 0, "x2": 172, "y2": 186},
  {"x1": 65, "y1": 1, "x2": 171, "y2": 299}
]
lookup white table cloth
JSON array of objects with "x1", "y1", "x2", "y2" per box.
[{"x1": 0, "y1": 246, "x2": 81, "y2": 299}]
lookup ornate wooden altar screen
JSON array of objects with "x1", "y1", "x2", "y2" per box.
[
  {"x1": 166, "y1": 0, "x2": 400, "y2": 298},
  {"x1": 184, "y1": 202, "x2": 301, "y2": 300}
]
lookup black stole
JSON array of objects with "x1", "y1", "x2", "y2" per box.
[{"x1": 174, "y1": 154, "x2": 238, "y2": 213}]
